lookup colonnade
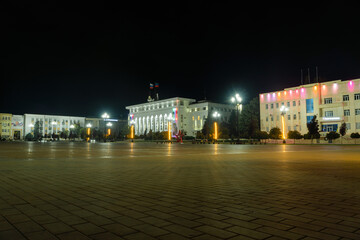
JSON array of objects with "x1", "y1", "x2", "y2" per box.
[{"x1": 132, "y1": 113, "x2": 173, "y2": 135}]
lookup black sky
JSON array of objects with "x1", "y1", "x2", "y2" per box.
[{"x1": 2, "y1": 2, "x2": 360, "y2": 118}]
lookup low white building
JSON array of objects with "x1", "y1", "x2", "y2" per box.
[
  {"x1": 24, "y1": 114, "x2": 85, "y2": 137},
  {"x1": 126, "y1": 97, "x2": 234, "y2": 137}
]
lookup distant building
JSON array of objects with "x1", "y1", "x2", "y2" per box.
[
  {"x1": 259, "y1": 78, "x2": 360, "y2": 136},
  {"x1": 126, "y1": 97, "x2": 234, "y2": 137},
  {"x1": 11, "y1": 115, "x2": 24, "y2": 140},
  {"x1": 0, "y1": 113, "x2": 12, "y2": 140},
  {"x1": 24, "y1": 114, "x2": 85, "y2": 137}
]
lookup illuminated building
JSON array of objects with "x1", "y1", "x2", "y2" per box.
[
  {"x1": 126, "y1": 98, "x2": 234, "y2": 137},
  {"x1": 24, "y1": 114, "x2": 85, "y2": 137},
  {"x1": 260, "y1": 78, "x2": 360, "y2": 136},
  {"x1": 0, "y1": 113, "x2": 13, "y2": 140}
]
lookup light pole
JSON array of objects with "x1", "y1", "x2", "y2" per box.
[
  {"x1": 102, "y1": 113, "x2": 110, "y2": 142},
  {"x1": 231, "y1": 93, "x2": 242, "y2": 137},
  {"x1": 168, "y1": 121, "x2": 171, "y2": 142},
  {"x1": 70, "y1": 124, "x2": 75, "y2": 140},
  {"x1": 130, "y1": 120, "x2": 135, "y2": 142},
  {"x1": 86, "y1": 123, "x2": 92, "y2": 141},
  {"x1": 213, "y1": 111, "x2": 221, "y2": 142},
  {"x1": 106, "y1": 122, "x2": 112, "y2": 140},
  {"x1": 280, "y1": 106, "x2": 289, "y2": 140}
]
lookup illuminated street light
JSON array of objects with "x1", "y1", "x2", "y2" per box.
[
  {"x1": 212, "y1": 111, "x2": 220, "y2": 141},
  {"x1": 102, "y1": 113, "x2": 110, "y2": 142},
  {"x1": 106, "y1": 122, "x2": 112, "y2": 137},
  {"x1": 86, "y1": 123, "x2": 92, "y2": 141},
  {"x1": 29, "y1": 124, "x2": 34, "y2": 128},
  {"x1": 168, "y1": 121, "x2": 171, "y2": 141},
  {"x1": 129, "y1": 120, "x2": 135, "y2": 141},
  {"x1": 230, "y1": 93, "x2": 242, "y2": 137},
  {"x1": 280, "y1": 105, "x2": 289, "y2": 139}
]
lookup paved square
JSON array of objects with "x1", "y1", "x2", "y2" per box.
[{"x1": 1, "y1": 142, "x2": 360, "y2": 239}]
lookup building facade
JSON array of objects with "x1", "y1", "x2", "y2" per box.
[
  {"x1": 11, "y1": 115, "x2": 24, "y2": 140},
  {"x1": 0, "y1": 113, "x2": 12, "y2": 140},
  {"x1": 24, "y1": 114, "x2": 85, "y2": 137},
  {"x1": 126, "y1": 97, "x2": 234, "y2": 137},
  {"x1": 259, "y1": 78, "x2": 360, "y2": 137}
]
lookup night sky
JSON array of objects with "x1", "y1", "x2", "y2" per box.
[{"x1": 2, "y1": 2, "x2": 360, "y2": 119}]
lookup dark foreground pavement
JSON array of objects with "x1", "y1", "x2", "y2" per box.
[{"x1": 0, "y1": 142, "x2": 360, "y2": 240}]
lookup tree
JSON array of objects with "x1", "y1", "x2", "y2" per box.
[
  {"x1": 201, "y1": 118, "x2": 211, "y2": 139},
  {"x1": 326, "y1": 131, "x2": 340, "y2": 142},
  {"x1": 219, "y1": 122, "x2": 230, "y2": 139},
  {"x1": 306, "y1": 116, "x2": 320, "y2": 142},
  {"x1": 254, "y1": 130, "x2": 269, "y2": 140},
  {"x1": 238, "y1": 97, "x2": 260, "y2": 138},
  {"x1": 287, "y1": 130, "x2": 302, "y2": 139},
  {"x1": 350, "y1": 132, "x2": 360, "y2": 144},
  {"x1": 25, "y1": 133, "x2": 34, "y2": 141},
  {"x1": 340, "y1": 122, "x2": 347, "y2": 137},
  {"x1": 33, "y1": 121, "x2": 41, "y2": 141},
  {"x1": 269, "y1": 127, "x2": 282, "y2": 139},
  {"x1": 228, "y1": 111, "x2": 237, "y2": 139}
]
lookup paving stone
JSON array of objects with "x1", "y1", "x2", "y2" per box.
[
  {"x1": 14, "y1": 221, "x2": 44, "y2": 233},
  {"x1": 227, "y1": 226, "x2": 271, "y2": 239},
  {"x1": 43, "y1": 222, "x2": 74, "y2": 235},
  {"x1": 25, "y1": 230, "x2": 58, "y2": 240},
  {"x1": 195, "y1": 225, "x2": 237, "y2": 238},
  {"x1": 102, "y1": 223, "x2": 137, "y2": 236},
  {"x1": 0, "y1": 229, "x2": 26, "y2": 240},
  {"x1": 73, "y1": 222, "x2": 106, "y2": 235},
  {"x1": 91, "y1": 232, "x2": 124, "y2": 240},
  {"x1": 132, "y1": 224, "x2": 169, "y2": 237},
  {"x1": 5, "y1": 214, "x2": 31, "y2": 224},
  {"x1": 57, "y1": 231, "x2": 92, "y2": 240},
  {"x1": 164, "y1": 224, "x2": 202, "y2": 238}
]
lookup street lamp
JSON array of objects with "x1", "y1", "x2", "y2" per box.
[
  {"x1": 213, "y1": 111, "x2": 221, "y2": 141},
  {"x1": 106, "y1": 122, "x2": 112, "y2": 138},
  {"x1": 230, "y1": 93, "x2": 242, "y2": 137},
  {"x1": 86, "y1": 123, "x2": 92, "y2": 141},
  {"x1": 168, "y1": 121, "x2": 171, "y2": 141},
  {"x1": 130, "y1": 120, "x2": 135, "y2": 142},
  {"x1": 70, "y1": 124, "x2": 75, "y2": 140},
  {"x1": 280, "y1": 105, "x2": 289, "y2": 139},
  {"x1": 102, "y1": 113, "x2": 110, "y2": 142}
]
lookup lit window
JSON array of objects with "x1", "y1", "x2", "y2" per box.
[
  {"x1": 325, "y1": 111, "x2": 334, "y2": 117},
  {"x1": 343, "y1": 95, "x2": 349, "y2": 101},
  {"x1": 324, "y1": 98, "x2": 332, "y2": 104},
  {"x1": 344, "y1": 109, "x2": 350, "y2": 116}
]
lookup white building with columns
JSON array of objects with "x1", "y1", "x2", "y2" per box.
[{"x1": 126, "y1": 97, "x2": 234, "y2": 137}]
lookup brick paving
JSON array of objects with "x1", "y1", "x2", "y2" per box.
[{"x1": 0, "y1": 142, "x2": 360, "y2": 240}]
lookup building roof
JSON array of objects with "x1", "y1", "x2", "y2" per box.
[{"x1": 125, "y1": 97, "x2": 196, "y2": 109}]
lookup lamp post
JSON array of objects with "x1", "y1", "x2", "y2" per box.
[
  {"x1": 102, "y1": 113, "x2": 110, "y2": 142},
  {"x1": 106, "y1": 122, "x2": 112, "y2": 140},
  {"x1": 231, "y1": 93, "x2": 242, "y2": 137},
  {"x1": 69, "y1": 124, "x2": 75, "y2": 140},
  {"x1": 86, "y1": 123, "x2": 92, "y2": 141},
  {"x1": 212, "y1": 111, "x2": 221, "y2": 142},
  {"x1": 280, "y1": 105, "x2": 289, "y2": 140},
  {"x1": 130, "y1": 120, "x2": 135, "y2": 142},
  {"x1": 168, "y1": 121, "x2": 171, "y2": 142}
]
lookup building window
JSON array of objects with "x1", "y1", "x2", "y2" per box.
[
  {"x1": 346, "y1": 123, "x2": 351, "y2": 130},
  {"x1": 307, "y1": 115, "x2": 315, "y2": 123},
  {"x1": 281, "y1": 102, "x2": 284, "y2": 106},
  {"x1": 355, "y1": 109, "x2": 360, "y2": 115},
  {"x1": 277, "y1": 115, "x2": 279, "y2": 121},
  {"x1": 355, "y1": 93, "x2": 360, "y2": 100},
  {"x1": 356, "y1": 122, "x2": 360, "y2": 129},
  {"x1": 306, "y1": 99, "x2": 314, "y2": 113},
  {"x1": 271, "y1": 116, "x2": 273, "y2": 121},
  {"x1": 298, "y1": 112, "x2": 301, "y2": 120},
  {"x1": 344, "y1": 109, "x2": 350, "y2": 116},
  {"x1": 266, "y1": 127, "x2": 269, "y2": 132},
  {"x1": 287, "y1": 115, "x2": 290, "y2": 120},
  {"x1": 325, "y1": 111, "x2": 333, "y2": 117},
  {"x1": 343, "y1": 95, "x2": 349, "y2": 101},
  {"x1": 298, "y1": 100, "x2": 300, "y2": 106},
  {"x1": 266, "y1": 117, "x2": 268, "y2": 122},
  {"x1": 265, "y1": 104, "x2": 268, "y2": 109},
  {"x1": 287, "y1": 102, "x2": 290, "y2": 107},
  {"x1": 288, "y1": 126, "x2": 291, "y2": 131},
  {"x1": 322, "y1": 124, "x2": 338, "y2": 132},
  {"x1": 293, "y1": 114, "x2": 296, "y2": 120},
  {"x1": 276, "y1": 103, "x2": 279, "y2": 108},
  {"x1": 324, "y1": 98, "x2": 332, "y2": 104},
  {"x1": 271, "y1": 103, "x2": 273, "y2": 109},
  {"x1": 293, "y1": 101, "x2": 296, "y2": 106},
  {"x1": 294, "y1": 126, "x2": 297, "y2": 131}
]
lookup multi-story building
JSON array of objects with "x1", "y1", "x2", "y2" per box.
[
  {"x1": 259, "y1": 78, "x2": 360, "y2": 136},
  {"x1": 24, "y1": 114, "x2": 85, "y2": 137},
  {"x1": 126, "y1": 97, "x2": 234, "y2": 137},
  {"x1": 11, "y1": 115, "x2": 24, "y2": 140},
  {"x1": 0, "y1": 113, "x2": 12, "y2": 140}
]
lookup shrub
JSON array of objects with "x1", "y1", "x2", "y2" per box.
[
  {"x1": 269, "y1": 127, "x2": 282, "y2": 139},
  {"x1": 326, "y1": 131, "x2": 340, "y2": 140},
  {"x1": 287, "y1": 130, "x2": 302, "y2": 139},
  {"x1": 350, "y1": 132, "x2": 360, "y2": 138}
]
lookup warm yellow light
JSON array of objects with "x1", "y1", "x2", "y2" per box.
[
  {"x1": 277, "y1": 92, "x2": 281, "y2": 97},
  {"x1": 197, "y1": 116, "x2": 200, "y2": 120},
  {"x1": 87, "y1": 128, "x2": 90, "y2": 135},
  {"x1": 108, "y1": 128, "x2": 111, "y2": 136},
  {"x1": 314, "y1": 85, "x2": 317, "y2": 90},
  {"x1": 168, "y1": 122, "x2": 171, "y2": 141},
  {"x1": 130, "y1": 125, "x2": 134, "y2": 139},
  {"x1": 214, "y1": 122, "x2": 218, "y2": 140},
  {"x1": 284, "y1": 91, "x2": 287, "y2": 96},
  {"x1": 281, "y1": 115, "x2": 286, "y2": 139}
]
